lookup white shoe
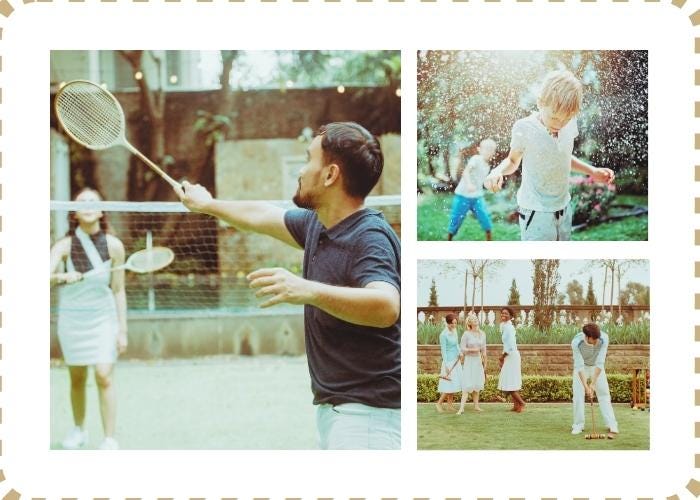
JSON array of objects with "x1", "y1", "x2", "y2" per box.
[
  {"x1": 62, "y1": 426, "x2": 88, "y2": 449},
  {"x1": 98, "y1": 437, "x2": 119, "y2": 450},
  {"x1": 571, "y1": 425, "x2": 583, "y2": 435}
]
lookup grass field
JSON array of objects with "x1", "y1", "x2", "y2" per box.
[
  {"x1": 50, "y1": 356, "x2": 316, "y2": 449},
  {"x1": 417, "y1": 402, "x2": 649, "y2": 450},
  {"x1": 418, "y1": 193, "x2": 648, "y2": 241}
]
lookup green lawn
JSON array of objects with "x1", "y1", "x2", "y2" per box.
[
  {"x1": 417, "y1": 402, "x2": 649, "y2": 450},
  {"x1": 418, "y1": 193, "x2": 647, "y2": 241}
]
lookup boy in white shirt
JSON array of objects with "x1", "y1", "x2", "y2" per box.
[
  {"x1": 484, "y1": 70, "x2": 615, "y2": 241},
  {"x1": 447, "y1": 138, "x2": 496, "y2": 241}
]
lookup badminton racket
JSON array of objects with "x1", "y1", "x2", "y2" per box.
[
  {"x1": 54, "y1": 80, "x2": 181, "y2": 190},
  {"x1": 82, "y1": 247, "x2": 174, "y2": 278}
]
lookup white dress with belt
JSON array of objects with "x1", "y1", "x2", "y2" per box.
[
  {"x1": 57, "y1": 227, "x2": 118, "y2": 365},
  {"x1": 497, "y1": 320, "x2": 522, "y2": 391}
]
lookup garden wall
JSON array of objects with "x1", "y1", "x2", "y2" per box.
[{"x1": 417, "y1": 344, "x2": 649, "y2": 376}]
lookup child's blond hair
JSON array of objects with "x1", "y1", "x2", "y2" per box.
[
  {"x1": 479, "y1": 138, "x2": 497, "y2": 150},
  {"x1": 538, "y1": 70, "x2": 583, "y2": 116}
]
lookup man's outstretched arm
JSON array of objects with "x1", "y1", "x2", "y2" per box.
[
  {"x1": 248, "y1": 268, "x2": 400, "y2": 328},
  {"x1": 175, "y1": 181, "x2": 300, "y2": 248}
]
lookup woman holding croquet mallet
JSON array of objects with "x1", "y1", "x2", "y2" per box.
[
  {"x1": 436, "y1": 313, "x2": 462, "y2": 412},
  {"x1": 457, "y1": 311, "x2": 487, "y2": 414},
  {"x1": 497, "y1": 307, "x2": 526, "y2": 412}
]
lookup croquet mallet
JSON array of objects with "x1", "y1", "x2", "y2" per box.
[
  {"x1": 585, "y1": 393, "x2": 608, "y2": 440},
  {"x1": 439, "y1": 357, "x2": 462, "y2": 381}
]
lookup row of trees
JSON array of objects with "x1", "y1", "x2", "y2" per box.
[{"x1": 427, "y1": 259, "x2": 649, "y2": 331}]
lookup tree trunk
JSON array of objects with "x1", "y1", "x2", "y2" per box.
[
  {"x1": 609, "y1": 261, "x2": 616, "y2": 314},
  {"x1": 187, "y1": 51, "x2": 238, "y2": 189},
  {"x1": 617, "y1": 267, "x2": 622, "y2": 317},
  {"x1": 602, "y1": 267, "x2": 607, "y2": 312},
  {"x1": 118, "y1": 50, "x2": 169, "y2": 202},
  {"x1": 443, "y1": 148, "x2": 451, "y2": 182},
  {"x1": 480, "y1": 277, "x2": 484, "y2": 315},
  {"x1": 463, "y1": 269, "x2": 468, "y2": 317}
]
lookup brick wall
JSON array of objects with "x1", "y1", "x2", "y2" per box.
[{"x1": 417, "y1": 344, "x2": 649, "y2": 376}]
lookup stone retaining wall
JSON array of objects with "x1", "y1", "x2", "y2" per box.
[{"x1": 417, "y1": 344, "x2": 649, "y2": 376}]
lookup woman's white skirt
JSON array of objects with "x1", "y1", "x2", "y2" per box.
[
  {"x1": 498, "y1": 350, "x2": 522, "y2": 391},
  {"x1": 437, "y1": 359, "x2": 463, "y2": 393},
  {"x1": 461, "y1": 355, "x2": 485, "y2": 392}
]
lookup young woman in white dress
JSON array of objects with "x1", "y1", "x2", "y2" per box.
[
  {"x1": 435, "y1": 313, "x2": 462, "y2": 412},
  {"x1": 497, "y1": 307, "x2": 526, "y2": 412},
  {"x1": 457, "y1": 311, "x2": 487, "y2": 414},
  {"x1": 50, "y1": 188, "x2": 127, "y2": 449}
]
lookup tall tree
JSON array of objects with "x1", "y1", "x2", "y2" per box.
[
  {"x1": 465, "y1": 259, "x2": 504, "y2": 312},
  {"x1": 566, "y1": 280, "x2": 584, "y2": 305},
  {"x1": 532, "y1": 259, "x2": 561, "y2": 331},
  {"x1": 589, "y1": 259, "x2": 645, "y2": 313},
  {"x1": 507, "y1": 278, "x2": 521, "y2": 305},
  {"x1": 619, "y1": 282, "x2": 650, "y2": 306},
  {"x1": 428, "y1": 279, "x2": 439, "y2": 307},
  {"x1": 466, "y1": 260, "x2": 484, "y2": 311},
  {"x1": 585, "y1": 276, "x2": 597, "y2": 306}
]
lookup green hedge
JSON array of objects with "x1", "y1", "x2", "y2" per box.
[{"x1": 417, "y1": 373, "x2": 633, "y2": 403}]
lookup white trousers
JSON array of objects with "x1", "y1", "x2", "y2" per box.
[
  {"x1": 519, "y1": 204, "x2": 573, "y2": 241},
  {"x1": 316, "y1": 403, "x2": 401, "y2": 450},
  {"x1": 572, "y1": 366, "x2": 618, "y2": 432}
]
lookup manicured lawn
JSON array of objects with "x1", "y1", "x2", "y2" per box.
[
  {"x1": 418, "y1": 193, "x2": 647, "y2": 241},
  {"x1": 417, "y1": 402, "x2": 649, "y2": 450}
]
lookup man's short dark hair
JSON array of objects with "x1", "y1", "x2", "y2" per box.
[
  {"x1": 317, "y1": 122, "x2": 383, "y2": 199},
  {"x1": 445, "y1": 313, "x2": 458, "y2": 324},
  {"x1": 502, "y1": 307, "x2": 515, "y2": 319},
  {"x1": 582, "y1": 323, "x2": 601, "y2": 339}
]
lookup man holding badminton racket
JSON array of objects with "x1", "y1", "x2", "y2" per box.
[
  {"x1": 176, "y1": 122, "x2": 401, "y2": 450},
  {"x1": 571, "y1": 323, "x2": 619, "y2": 439}
]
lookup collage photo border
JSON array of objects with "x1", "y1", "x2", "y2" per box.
[{"x1": 0, "y1": 1, "x2": 696, "y2": 498}]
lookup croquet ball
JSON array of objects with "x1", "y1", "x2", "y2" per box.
[{"x1": 632, "y1": 407, "x2": 638, "y2": 411}]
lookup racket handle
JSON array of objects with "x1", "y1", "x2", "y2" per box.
[
  {"x1": 126, "y1": 143, "x2": 182, "y2": 191},
  {"x1": 81, "y1": 265, "x2": 125, "y2": 279}
]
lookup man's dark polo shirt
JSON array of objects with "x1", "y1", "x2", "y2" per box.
[{"x1": 284, "y1": 207, "x2": 401, "y2": 409}]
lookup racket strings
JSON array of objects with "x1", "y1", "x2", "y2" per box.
[
  {"x1": 56, "y1": 83, "x2": 124, "y2": 149},
  {"x1": 128, "y1": 247, "x2": 174, "y2": 273}
]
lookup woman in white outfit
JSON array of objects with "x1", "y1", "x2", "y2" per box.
[
  {"x1": 497, "y1": 307, "x2": 526, "y2": 412},
  {"x1": 457, "y1": 311, "x2": 487, "y2": 414},
  {"x1": 50, "y1": 188, "x2": 127, "y2": 450},
  {"x1": 435, "y1": 313, "x2": 462, "y2": 412}
]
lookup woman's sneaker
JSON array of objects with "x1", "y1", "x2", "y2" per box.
[
  {"x1": 98, "y1": 437, "x2": 119, "y2": 450},
  {"x1": 61, "y1": 427, "x2": 88, "y2": 449}
]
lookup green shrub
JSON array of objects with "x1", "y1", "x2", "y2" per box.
[
  {"x1": 417, "y1": 373, "x2": 633, "y2": 403},
  {"x1": 570, "y1": 175, "x2": 617, "y2": 225}
]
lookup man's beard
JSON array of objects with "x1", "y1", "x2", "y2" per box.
[{"x1": 292, "y1": 184, "x2": 316, "y2": 210}]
